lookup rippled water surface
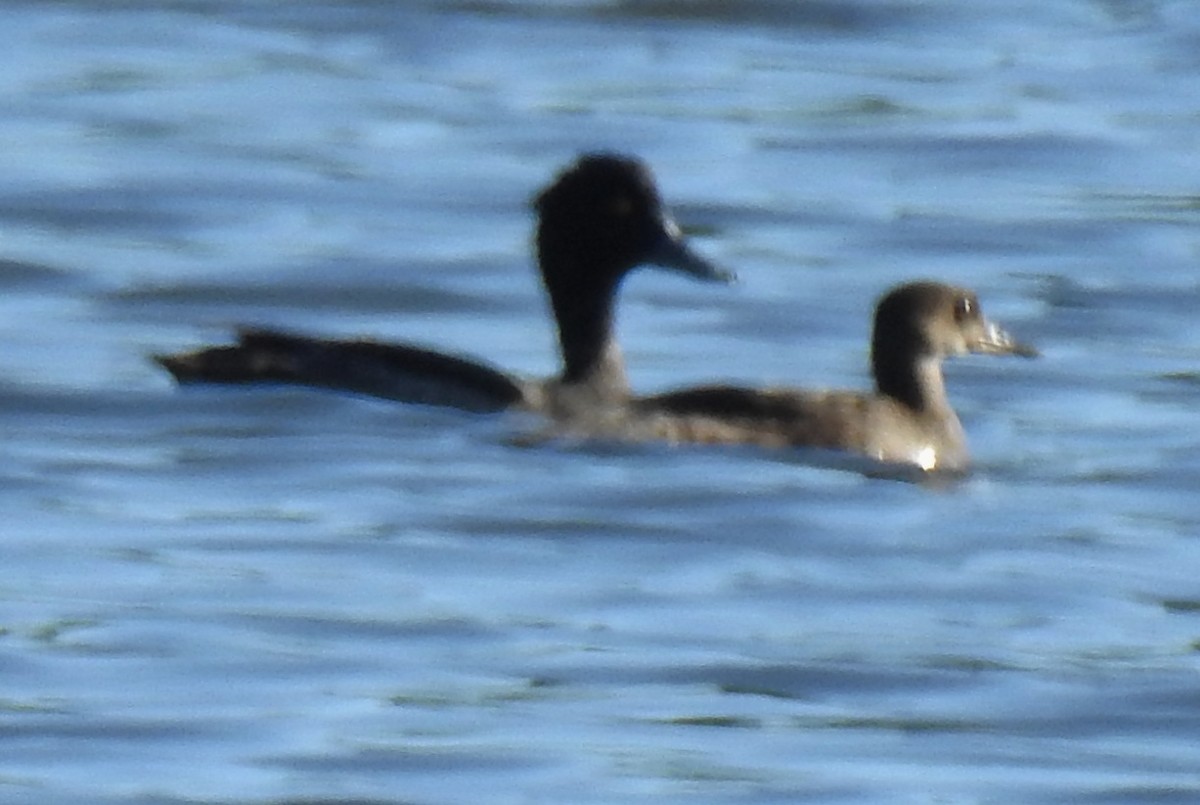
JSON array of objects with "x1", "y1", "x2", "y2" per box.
[{"x1": 3, "y1": 2, "x2": 1200, "y2": 803}]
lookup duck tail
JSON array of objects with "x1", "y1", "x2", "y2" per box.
[{"x1": 153, "y1": 328, "x2": 526, "y2": 413}]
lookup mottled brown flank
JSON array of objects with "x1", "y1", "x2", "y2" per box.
[{"x1": 633, "y1": 386, "x2": 873, "y2": 451}]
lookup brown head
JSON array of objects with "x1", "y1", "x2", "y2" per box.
[{"x1": 871, "y1": 281, "x2": 1037, "y2": 409}]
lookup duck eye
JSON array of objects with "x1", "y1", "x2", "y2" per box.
[{"x1": 954, "y1": 295, "x2": 974, "y2": 323}]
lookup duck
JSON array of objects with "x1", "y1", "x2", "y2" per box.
[
  {"x1": 155, "y1": 153, "x2": 734, "y2": 415},
  {"x1": 554, "y1": 281, "x2": 1036, "y2": 473}
]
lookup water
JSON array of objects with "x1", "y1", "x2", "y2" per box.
[{"x1": 3, "y1": 1, "x2": 1199, "y2": 803}]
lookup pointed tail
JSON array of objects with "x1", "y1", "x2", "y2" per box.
[{"x1": 154, "y1": 328, "x2": 527, "y2": 414}]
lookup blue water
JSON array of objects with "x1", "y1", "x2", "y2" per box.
[{"x1": 3, "y1": 2, "x2": 1200, "y2": 803}]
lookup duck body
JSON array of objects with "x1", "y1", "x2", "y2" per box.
[
  {"x1": 555, "y1": 281, "x2": 1035, "y2": 473},
  {"x1": 155, "y1": 153, "x2": 732, "y2": 416},
  {"x1": 628, "y1": 384, "x2": 966, "y2": 471}
]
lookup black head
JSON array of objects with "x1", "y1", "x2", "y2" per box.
[
  {"x1": 533, "y1": 154, "x2": 733, "y2": 385},
  {"x1": 534, "y1": 153, "x2": 733, "y2": 286}
]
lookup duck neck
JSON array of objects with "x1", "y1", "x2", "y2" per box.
[
  {"x1": 541, "y1": 255, "x2": 630, "y2": 397},
  {"x1": 872, "y1": 344, "x2": 949, "y2": 416}
]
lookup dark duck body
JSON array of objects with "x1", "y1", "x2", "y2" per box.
[
  {"x1": 155, "y1": 154, "x2": 732, "y2": 415},
  {"x1": 569, "y1": 281, "x2": 1036, "y2": 473}
]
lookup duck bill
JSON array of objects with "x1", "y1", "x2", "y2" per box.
[
  {"x1": 974, "y1": 319, "x2": 1039, "y2": 358},
  {"x1": 646, "y1": 216, "x2": 737, "y2": 284}
]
